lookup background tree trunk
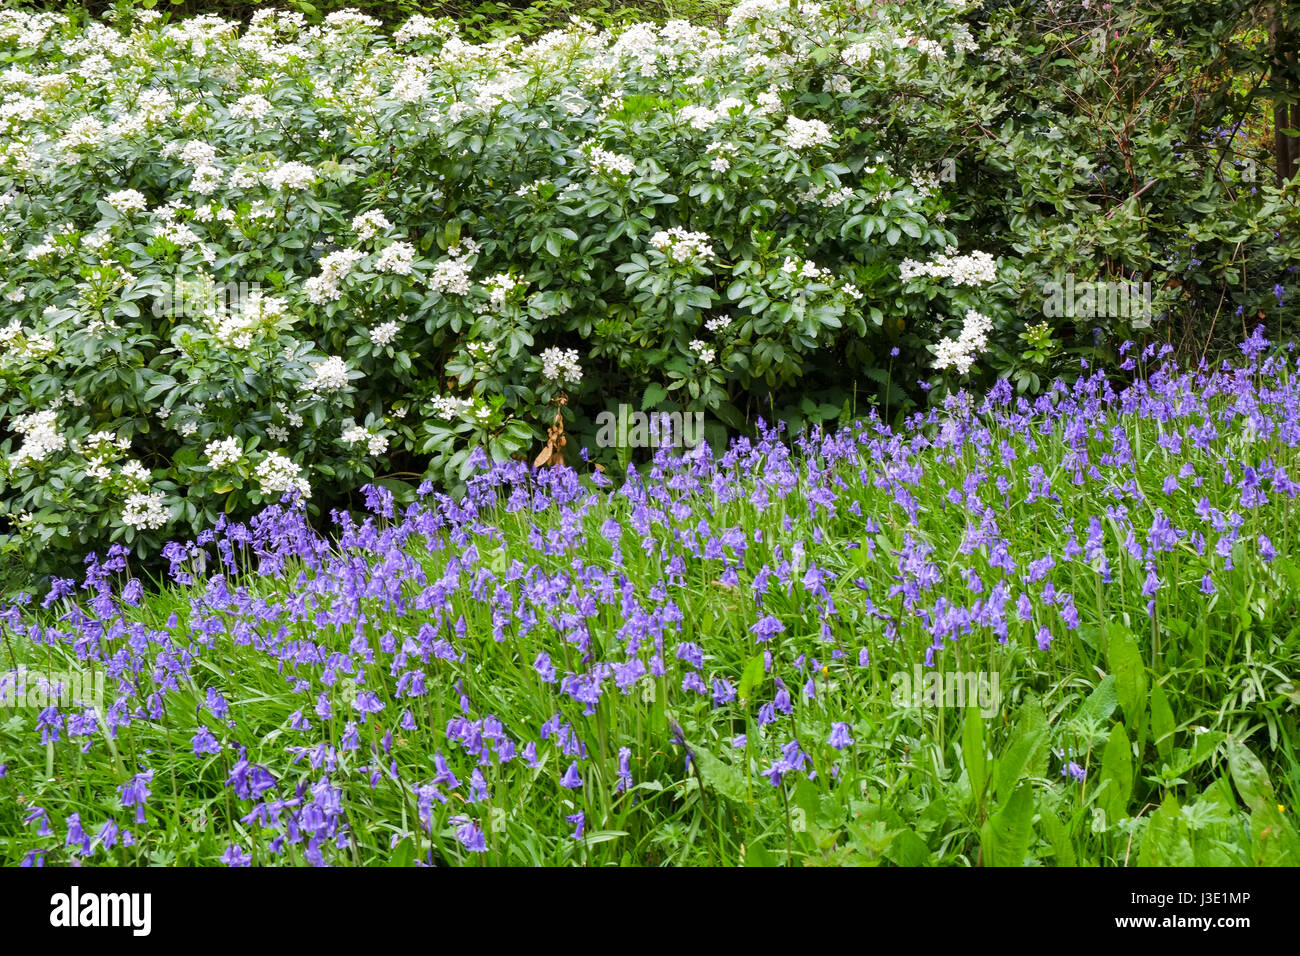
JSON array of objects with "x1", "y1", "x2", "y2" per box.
[{"x1": 1271, "y1": 4, "x2": 1300, "y2": 185}]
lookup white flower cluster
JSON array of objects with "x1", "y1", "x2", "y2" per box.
[
  {"x1": 933, "y1": 308, "x2": 994, "y2": 375},
  {"x1": 212, "y1": 291, "x2": 287, "y2": 349},
  {"x1": 351, "y1": 209, "x2": 392, "y2": 241},
  {"x1": 706, "y1": 141, "x2": 737, "y2": 173},
  {"x1": 204, "y1": 436, "x2": 243, "y2": 470},
  {"x1": 274, "y1": 400, "x2": 304, "y2": 429},
  {"x1": 303, "y1": 355, "x2": 352, "y2": 392},
  {"x1": 369, "y1": 320, "x2": 400, "y2": 346},
  {"x1": 727, "y1": 0, "x2": 823, "y2": 29},
  {"x1": 902, "y1": 36, "x2": 947, "y2": 59},
  {"x1": 482, "y1": 272, "x2": 526, "y2": 311},
  {"x1": 341, "y1": 423, "x2": 389, "y2": 456},
  {"x1": 540, "y1": 346, "x2": 583, "y2": 384},
  {"x1": 951, "y1": 25, "x2": 979, "y2": 55},
  {"x1": 106, "y1": 189, "x2": 149, "y2": 214},
  {"x1": 305, "y1": 248, "x2": 366, "y2": 303},
  {"x1": 58, "y1": 115, "x2": 106, "y2": 154},
  {"x1": 429, "y1": 395, "x2": 475, "y2": 419},
  {"x1": 166, "y1": 139, "x2": 224, "y2": 197},
  {"x1": 152, "y1": 219, "x2": 202, "y2": 248},
  {"x1": 515, "y1": 178, "x2": 548, "y2": 198},
  {"x1": 394, "y1": 14, "x2": 459, "y2": 45},
  {"x1": 782, "y1": 256, "x2": 832, "y2": 280},
  {"x1": 650, "y1": 227, "x2": 715, "y2": 264},
  {"x1": 374, "y1": 240, "x2": 415, "y2": 275},
  {"x1": 8, "y1": 410, "x2": 66, "y2": 468},
  {"x1": 255, "y1": 451, "x2": 310, "y2": 499},
  {"x1": 796, "y1": 182, "x2": 855, "y2": 206},
  {"x1": 230, "y1": 93, "x2": 273, "y2": 120},
  {"x1": 80, "y1": 430, "x2": 132, "y2": 482},
  {"x1": 0, "y1": 321, "x2": 55, "y2": 361},
  {"x1": 265, "y1": 161, "x2": 316, "y2": 190},
  {"x1": 909, "y1": 165, "x2": 941, "y2": 199},
  {"x1": 678, "y1": 97, "x2": 744, "y2": 131},
  {"x1": 704, "y1": 314, "x2": 733, "y2": 333},
  {"x1": 121, "y1": 490, "x2": 169, "y2": 530},
  {"x1": 842, "y1": 38, "x2": 884, "y2": 69},
  {"x1": 120, "y1": 460, "x2": 151, "y2": 487},
  {"x1": 26, "y1": 226, "x2": 76, "y2": 262},
  {"x1": 427, "y1": 240, "x2": 480, "y2": 296},
  {"x1": 900, "y1": 249, "x2": 997, "y2": 287},
  {"x1": 783, "y1": 116, "x2": 833, "y2": 151},
  {"x1": 586, "y1": 143, "x2": 636, "y2": 176},
  {"x1": 689, "y1": 339, "x2": 716, "y2": 363},
  {"x1": 390, "y1": 63, "x2": 432, "y2": 102}
]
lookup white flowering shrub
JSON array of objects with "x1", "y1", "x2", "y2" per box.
[{"x1": 0, "y1": 1, "x2": 1026, "y2": 579}]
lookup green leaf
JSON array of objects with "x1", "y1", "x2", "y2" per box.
[
  {"x1": 1225, "y1": 737, "x2": 1274, "y2": 812},
  {"x1": 1078, "y1": 675, "x2": 1118, "y2": 727},
  {"x1": 1039, "y1": 811, "x2": 1076, "y2": 867},
  {"x1": 642, "y1": 382, "x2": 668, "y2": 407},
  {"x1": 744, "y1": 840, "x2": 778, "y2": 867},
  {"x1": 884, "y1": 829, "x2": 931, "y2": 866},
  {"x1": 982, "y1": 781, "x2": 1036, "y2": 866},
  {"x1": 1149, "y1": 681, "x2": 1175, "y2": 764},
  {"x1": 687, "y1": 739, "x2": 748, "y2": 805},
  {"x1": 1137, "y1": 793, "x2": 1193, "y2": 866},
  {"x1": 1104, "y1": 622, "x2": 1147, "y2": 727},
  {"x1": 737, "y1": 653, "x2": 766, "y2": 703},
  {"x1": 386, "y1": 837, "x2": 415, "y2": 867},
  {"x1": 1098, "y1": 721, "x2": 1133, "y2": 823},
  {"x1": 994, "y1": 699, "x2": 1049, "y2": 804}
]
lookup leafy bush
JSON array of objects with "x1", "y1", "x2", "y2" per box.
[
  {"x1": 0, "y1": 1, "x2": 1015, "y2": 581},
  {"x1": 3, "y1": 1, "x2": 1300, "y2": 585}
]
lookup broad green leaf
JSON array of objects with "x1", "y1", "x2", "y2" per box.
[
  {"x1": 884, "y1": 829, "x2": 931, "y2": 866},
  {"x1": 737, "y1": 653, "x2": 766, "y2": 703},
  {"x1": 1098, "y1": 722, "x2": 1133, "y2": 823},
  {"x1": 1149, "y1": 681, "x2": 1175, "y2": 764},
  {"x1": 994, "y1": 699, "x2": 1049, "y2": 804},
  {"x1": 1105, "y1": 622, "x2": 1147, "y2": 727},
  {"x1": 1225, "y1": 737, "x2": 1274, "y2": 812},
  {"x1": 982, "y1": 781, "x2": 1036, "y2": 867},
  {"x1": 688, "y1": 739, "x2": 748, "y2": 805},
  {"x1": 1078, "y1": 675, "x2": 1118, "y2": 727}
]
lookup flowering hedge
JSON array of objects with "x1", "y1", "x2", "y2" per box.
[
  {"x1": 3, "y1": 1, "x2": 1298, "y2": 582},
  {"x1": 0, "y1": 2, "x2": 1029, "y2": 579}
]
